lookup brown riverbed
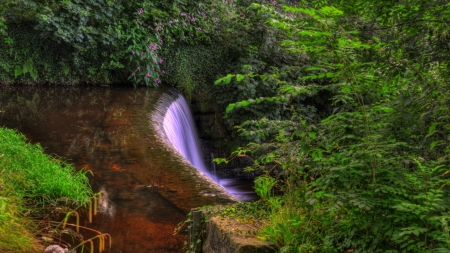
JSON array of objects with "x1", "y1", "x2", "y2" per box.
[{"x1": 0, "y1": 85, "x2": 236, "y2": 253}]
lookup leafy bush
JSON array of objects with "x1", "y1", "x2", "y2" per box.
[{"x1": 216, "y1": 1, "x2": 450, "y2": 252}]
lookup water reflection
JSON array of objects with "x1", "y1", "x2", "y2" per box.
[{"x1": 0, "y1": 85, "x2": 235, "y2": 253}]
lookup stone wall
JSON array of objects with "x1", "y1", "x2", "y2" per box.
[{"x1": 191, "y1": 209, "x2": 276, "y2": 253}]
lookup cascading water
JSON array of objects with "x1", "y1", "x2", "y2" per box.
[
  {"x1": 154, "y1": 89, "x2": 258, "y2": 201},
  {"x1": 160, "y1": 93, "x2": 215, "y2": 181}
]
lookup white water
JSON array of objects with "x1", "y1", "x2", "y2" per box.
[
  {"x1": 155, "y1": 90, "x2": 257, "y2": 201},
  {"x1": 161, "y1": 94, "x2": 216, "y2": 181}
]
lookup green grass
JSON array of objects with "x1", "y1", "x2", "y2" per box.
[
  {"x1": 0, "y1": 175, "x2": 39, "y2": 253},
  {"x1": 0, "y1": 127, "x2": 93, "y2": 206},
  {"x1": 0, "y1": 127, "x2": 95, "y2": 252}
]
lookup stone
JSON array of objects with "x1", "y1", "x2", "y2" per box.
[{"x1": 201, "y1": 216, "x2": 276, "y2": 253}]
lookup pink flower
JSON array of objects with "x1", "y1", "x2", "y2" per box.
[
  {"x1": 170, "y1": 20, "x2": 173, "y2": 24},
  {"x1": 132, "y1": 73, "x2": 136, "y2": 76},
  {"x1": 145, "y1": 73, "x2": 151, "y2": 78},
  {"x1": 211, "y1": 8, "x2": 215, "y2": 12},
  {"x1": 159, "y1": 58, "x2": 163, "y2": 64},
  {"x1": 132, "y1": 50, "x2": 135, "y2": 55},
  {"x1": 1, "y1": 17, "x2": 4, "y2": 21},
  {"x1": 150, "y1": 44, "x2": 157, "y2": 50},
  {"x1": 198, "y1": 27, "x2": 202, "y2": 30},
  {"x1": 137, "y1": 66, "x2": 141, "y2": 71},
  {"x1": 155, "y1": 78, "x2": 161, "y2": 84},
  {"x1": 181, "y1": 12, "x2": 186, "y2": 16},
  {"x1": 162, "y1": 70, "x2": 166, "y2": 74}
]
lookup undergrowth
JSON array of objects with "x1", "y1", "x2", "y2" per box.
[
  {"x1": 209, "y1": 2, "x2": 450, "y2": 252},
  {"x1": 0, "y1": 127, "x2": 96, "y2": 252},
  {"x1": 0, "y1": 127, "x2": 93, "y2": 206},
  {"x1": 0, "y1": 174, "x2": 39, "y2": 253}
]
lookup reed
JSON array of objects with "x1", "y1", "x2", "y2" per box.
[
  {"x1": 62, "y1": 211, "x2": 80, "y2": 233},
  {"x1": 44, "y1": 221, "x2": 112, "y2": 253}
]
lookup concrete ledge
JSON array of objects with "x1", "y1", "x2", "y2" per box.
[{"x1": 195, "y1": 209, "x2": 276, "y2": 253}]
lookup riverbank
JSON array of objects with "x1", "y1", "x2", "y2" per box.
[{"x1": 0, "y1": 127, "x2": 94, "y2": 252}]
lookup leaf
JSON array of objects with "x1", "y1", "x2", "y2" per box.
[
  {"x1": 23, "y1": 60, "x2": 32, "y2": 74},
  {"x1": 260, "y1": 75, "x2": 268, "y2": 81},
  {"x1": 428, "y1": 122, "x2": 439, "y2": 134},
  {"x1": 14, "y1": 66, "x2": 23, "y2": 78},
  {"x1": 226, "y1": 103, "x2": 235, "y2": 114},
  {"x1": 248, "y1": 3, "x2": 261, "y2": 10},
  {"x1": 236, "y1": 74, "x2": 245, "y2": 82},
  {"x1": 30, "y1": 69, "x2": 38, "y2": 81},
  {"x1": 308, "y1": 132, "x2": 316, "y2": 139},
  {"x1": 305, "y1": 67, "x2": 323, "y2": 71},
  {"x1": 223, "y1": 75, "x2": 233, "y2": 85},
  {"x1": 341, "y1": 87, "x2": 351, "y2": 93},
  {"x1": 63, "y1": 63, "x2": 70, "y2": 75},
  {"x1": 430, "y1": 141, "x2": 444, "y2": 151}
]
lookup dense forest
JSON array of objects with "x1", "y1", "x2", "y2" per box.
[{"x1": 1, "y1": 0, "x2": 450, "y2": 252}]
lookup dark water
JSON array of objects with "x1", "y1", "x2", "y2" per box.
[{"x1": 0, "y1": 85, "x2": 238, "y2": 253}]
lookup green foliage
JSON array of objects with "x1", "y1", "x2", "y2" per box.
[
  {"x1": 0, "y1": 127, "x2": 93, "y2": 206},
  {"x1": 0, "y1": 127, "x2": 95, "y2": 252},
  {"x1": 254, "y1": 175, "x2": 277, "y2": 202},
  {"x1": 7, "y1": 0, "x2": 121, "y2": 51},
  {"x1": 125, "y1": 0, "x2": 236, "y2": 87},
  {"x1": 0, "y1": 21, "x2": 128, "y2": 84},
  {"x1": 215, "y1": 1, "x2": 450, "y2": 252},
  {"x1": 0, "y1": 0, "x2": 244, "y2": 86},
  {"x1": 162, "y1": 43, "x2": 233, "y2": 108},
  {"x1": 0, "y1": 175, "x2": 38, "y2": 253},
  {"x1": 0, "y1": 16, "x2": 6, "y2": 36}
]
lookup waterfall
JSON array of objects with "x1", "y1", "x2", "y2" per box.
[
  {"x1": 154, "y1": 90, "x2": 216, "y2": 181},
  {"x1": 153, "y1": 89, "x2": 257, "y2": 201}
]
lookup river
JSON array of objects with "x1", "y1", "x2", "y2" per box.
[{"x1": 0, "y1": 85, "x2": 245, "y2": 253}]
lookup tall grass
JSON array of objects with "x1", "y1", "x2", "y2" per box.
[
  {"x1": 0, "y1": 175, "x2": 40, "y2": 252},
  {"x1": 0, "y1": 127, "x2": 95, "y2": 252},
  {"x1": 0, "y1": 127, "x2": 93, "y2": 206}
]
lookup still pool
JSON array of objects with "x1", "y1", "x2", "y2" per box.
[{"x1": 0, "y1": 85, "x2": 254, "y2": 253}]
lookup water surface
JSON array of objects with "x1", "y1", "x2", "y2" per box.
[{"x1": 0, "y1": 85, "x2": 235, "y2": 253}]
